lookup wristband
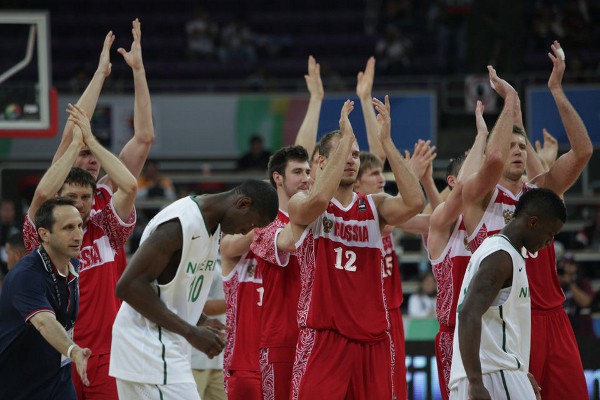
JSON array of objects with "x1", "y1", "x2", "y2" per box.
[{"x1": 67, "y1": 344, "x2": 76, "y2": 359}]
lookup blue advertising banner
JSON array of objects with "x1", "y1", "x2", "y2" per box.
[{"x1": 526, "y1": 85, "x2": 600, "y2": 149}]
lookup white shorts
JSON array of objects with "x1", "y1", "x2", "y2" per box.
[
  {"x1": 449, "y1": 370, "x2": 536, "y2": 400},
  {"x1": 116, "y1": 379, "x2": 200, "y2": 400}
]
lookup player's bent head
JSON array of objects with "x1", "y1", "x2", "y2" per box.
[
  {"x1": 224, "y1": 179, "x2": 279, "y2": 234},
  {"x1": 268, "y1": 145, "x2": 309, "y2": 187},
  {"x1": 34, "y1": 197, "x2": 78, "y2": 241},
  {"x1": 514, "y1": 188, "x2": 566, "y2": 223},
  {"x1": 514, "y1": 188, "x2": 566, "y2": 253},
  {"x1": 60, "y1": 167, "x2": 97, "y2": 194}
]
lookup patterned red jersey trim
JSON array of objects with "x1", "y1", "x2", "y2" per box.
[
  {"x1": 223, "y1": 251, "x2": 263, "y2": 372},
  {"x1": 251, "y1": 211, "x2": 302, "y2": 348},
  {"x1": 382, "y1": 233, "x2": 403, "y2": 310}
]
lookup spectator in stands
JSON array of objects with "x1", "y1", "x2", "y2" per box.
[
  {"x1": 575, "y1": 205, "x2": 600, "y2": 250},
  {"x1": 558, "y1": 252, "x2": 596, "y2": 337},
  {"x1": 237, "y1": 135, "x2": 272, "y2": 171},
  {"x1": 408, "y1": 270, "x2": 437, "y2": 318},
  {"x1": 218, "y1": 17, "x2": 257, "y2": 64},
  {"x1": 186, "y1": 7, "x2": 219, "y2": 60},
  {"x1": 137, "y1": 160, "x2": 177, "y2": 201},
  {"x1": 4, "y1": 231, "x2": 25, "y2": 272},
  {"x1": 319, "y1": 62, "x2": 347, "y2": 92},
  {"x1": 69, "y1": 66, "x2": 91, "y2": 94},
  {"x1": 0, "y1": 199, "x2": 20, "y2": 275},
  {"x1": 427, "y1": 0, "x2": 470, "y2": 73},
  {"x1": 376, "y1": 25, "x2": 413, "y2": 75},
  {"x1": 246, "y1": 66, "x2": 269, "y2": 92},
  {"x1": 0, "y1": 231, "x2": 26, "y2": 294},
  {"x1": 529, "y1": 5, "x2": 564, "y2": 52}
]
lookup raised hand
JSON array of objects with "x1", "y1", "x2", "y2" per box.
[
  {"x1": 475, "y1": 100, "x2": 488, "y2": 135},
  {"x1": 488, "y1": 65, "x2": 516, "y2": 99},
  {"x1": 118, "y1": 18, "x2": 144, "y2": 71},
  {"x1": 339, "y1": 99, "x2": 355, "y2": 139},
  {"x1": 547, "y1": 40, "x2": 566, "y2": 91},
  {"x1": 536, "y1": 128, "x2": 559, "y2": 169},
  {"x1": 187, "y1": 326, "x2": 227, "y2": 359},
  {"x1": 356, "y1": 57, "x2": 375, "y2": 101},
  {"x1": 305, "y1": 55, "x2": 323, "y2": 100},
  {"x1": 66, "y1": 104, "x2": 94, "y2": 143},
  {"x1": 405, "y1": 139, "x2": 437, "y2": 180},
  {"x1": 373, "y1": 95, "x2": 391, "y2": 141},
  {"x1": 71, "y1": 122, "x2": 84, "y2": 149},
  {"x1": 97, "y1": 31, "x2": 115, "y2": 77}
]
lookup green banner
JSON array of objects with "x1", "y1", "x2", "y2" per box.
[{"x1": 235, "y1": 96, "x2": 289, "y2": 154}]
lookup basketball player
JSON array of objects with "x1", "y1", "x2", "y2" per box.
[
  {"x1": 450, "y1": 188, "x2": 566, "y2": 400},
  {"x1": 289, "y1": 98, "x2": 423, "y2": 399},
  {"x1": 462, "y1": 42, "x2": 592, "y2": 400}
]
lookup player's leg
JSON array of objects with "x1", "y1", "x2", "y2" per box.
[
  {"x1": 291, "y1": 329, "x2": 354, "y2": 400},
  {"x1": 228, "y1": 370, "x2": 262, "y2": 400},
  {"x1": 389, "y1": 308, "x2": 407, "y2": 400},
  {"x1": 260, "y1": 347, "x2": 296, "y2": 400},
  {"x1": 347, "y1": 335, "x2": 393, "y2": 400},
  {"x1": 529, "y1": 311, "x2": 549, "y2": 388},
  {"x1": 537, "y1": 309, "x2": 588, "y2": 400},
  {"x1": 204, "y1": 370, "x2": 226, "y2": 400},
  {"x1": 192, "y1": 369, "x2": 209, "y2": 398},
  {"x1": 435, "y1": 327, "x2": 454, "y2": 400}
]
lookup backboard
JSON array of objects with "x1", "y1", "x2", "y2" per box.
[{"x1": 0, "y1": 11, "x2": 57, "y2": 137}]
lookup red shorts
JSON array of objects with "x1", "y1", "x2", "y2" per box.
[
  {"x1": 260, "y1": 347, "x2": 295, "y2": 400},
  {"x1": 291, "y1": 328, "x2": 392, "y2": 400},
  {"x1": 529, "y1": 307, "x2": 588, "y2": 400},
  {"x1": 389, "y1": 308, "x2": 407, "y2": 400},
  {"x1": 72, "y1": 353, "x2": 118, "y2": 400},
  {"x1": 226, "y1": 369, "x2": 262, "y2": 400},
  {"x1": 434, "y1": 324, "x2": 454, "y2": 400}
]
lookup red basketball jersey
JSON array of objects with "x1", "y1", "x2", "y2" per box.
[
  {"x1": 382, "y1": 233, "x2": 403, "y2": 310},
  {"x1": 92, "y1": 184, "x2": 128, "y2": 276},
  {"x1": 251, "y1": 210, "x2": 302, "y2": 349},
  {"x1": 429, "y1": 215, "x2": 472, "y2": 328},
  {"x1": 467, "y1": 184, "x2": 564, "y2": 311},
  {"x1": 295, "y1": 193, "x2": 388, "y2": 342},
  {"x1": 223, "y1": 251, "x2": 263, "y2": 372}
]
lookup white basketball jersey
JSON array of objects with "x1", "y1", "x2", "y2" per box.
[
  {"x1": 110, "y1": 197, "x2": 221, "y2": 385},
  {"x1": 449, "y1": 234, "x2": 530, "y2": 390}
]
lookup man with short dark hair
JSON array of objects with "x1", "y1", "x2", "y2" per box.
[{"x1": 0, "y1": 198, "x2": 90, "y2": 399}]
